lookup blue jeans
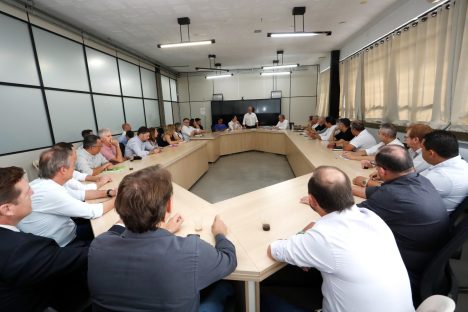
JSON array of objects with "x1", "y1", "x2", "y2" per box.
[{"x1": 199, "y1": 281, "x2": 234, "y2": 312}]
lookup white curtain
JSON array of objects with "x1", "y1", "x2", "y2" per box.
[
  {"x1": 339, "y1": 53, "x2": 363, "y2": 119},
  {"x1": 316, "y1": 69, "x2": 330, "y2": 116}
]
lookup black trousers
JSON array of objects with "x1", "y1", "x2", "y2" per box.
[{"x1": 245, "y1": 125, "x2": 257, "y2": 129}]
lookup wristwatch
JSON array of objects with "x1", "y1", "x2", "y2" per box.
[{"x1": 106, "y1": 189, "x2": 113, "y2": 198}]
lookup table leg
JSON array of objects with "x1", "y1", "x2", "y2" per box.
[{"x1": 245, "y1": 281, "x2": 260, "y2": 311}]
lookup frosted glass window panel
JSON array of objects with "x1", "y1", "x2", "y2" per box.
[
  {"x1": 118, "y1": 60, "x2": 142, "y2": 97},
  {"x1": 45, "y1": 90, "x2": 96, "y2": 142},
  {"x1": 163, "y1": 101, "x2": 173, "y2": 124},
  {"x1": 141, "y1": 68, "x2": 158, "y2": 99},
  {"x1": 93, "y1": 95, "x2": 125, "y2": 134},
  {"x1": 33, "y1": 27, "x2": 89, "y2": 91},
  {"x1": 144, "y1": 99, "x2": 160, "y2": 127},
  {"x1": 172, "y1": 102, "x2": 180, "y2": 123},
  {"x1": 123, "y1": 98, "x2": 145, "y2": 128},
  {"x1": 0, "y1": 14, "x2": 39, "y2": 86},
  {"x1": 0, "y1": 85, "x2": 52, "y2": 154},
  {"x1": 86, "y1": 48, "x2": 121, "y2": 95},
  {"x1": 161, "y1": 75, "x2": 171, "y2": 101},
  {"x1": 170, "y1": 79, "x2": 178, "y2": 101}
]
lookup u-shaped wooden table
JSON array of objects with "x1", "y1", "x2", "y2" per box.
[{"x1": 90, "y1": 129, "x2": 367, "y2": 311}]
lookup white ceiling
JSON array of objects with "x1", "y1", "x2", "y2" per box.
[{"x1": 28, "y1": 0, "x2": 401, "y2": 72}]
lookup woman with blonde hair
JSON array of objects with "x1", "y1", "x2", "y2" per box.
[{"x1": 163, "y1": 124, "x2": 182, "y2": 145}]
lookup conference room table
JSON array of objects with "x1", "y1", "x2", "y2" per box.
[{"x1": 90, "y1": 129, "x2": 369, "y2": 311}]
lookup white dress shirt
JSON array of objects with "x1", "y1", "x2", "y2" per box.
[
  {"x1": 348, "y1": 129, "x2": 377, "y2": 150},
  {"x1": 75, "y1": 147, "x2": 109, "y2": 175},
  {"x1": 421, "y1": 155, "x2": 468, "y2": 213},
  {"x1": 365, "y1": 138, "x2": 404, "y2": 156},
  {"x1": 270, "y1": 205, "x2": 414, "y2": 312},
  {"x1": 72, "y1": 170, "x2": 88, "y2": 182},
  {"x1": 242, "y1": 112, "x2": 258, "y2": 127},
  {"x1": 319, "y1": 125, "x2": 337, "y2": 141},
  {"x1": 411, "y1": 148, "x2": 431, "y2": 173},
  {"x1": 0, "y1": 224, "x2": 20, "y2": 232},
  {"x1": 228, "y1": 121, "x2": 242, "y2": 130},
  {"x1": 17, "y1": 178, "x2": 104, "y2": 247},
  {"x1": 275, "y1": 119, "x2": 289, "y2": 130},
  {"x1": 181, "y1": 125, "x2": 195, "y2": 141},
  {"x1": 64, "y1": 178, "x2": 97, "y2": 201},
  {"x1": 125, "y1": 136, "x2": 155, "y2": 158}
]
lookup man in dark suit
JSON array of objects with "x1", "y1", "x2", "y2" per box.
[
  {"x1": 0, "y1": 166, "x2": 90, "y2": 312},
  {"x1": 88, "y1": 165, "x2": 237, "y2": 312}
]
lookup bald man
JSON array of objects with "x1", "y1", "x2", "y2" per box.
[
  {"x1": 267, "y1": 166, "x2": 413, "y2": 312},
  {"x1": 356, "y1": 145, "x2": 449, "y2": 305}
]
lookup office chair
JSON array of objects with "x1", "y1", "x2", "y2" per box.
[
  {"x1": 420, "y1": 217, "x2": 468, "y2": 303},
  {"x1": 416, "y1": 295, "x2": 455, "y2": 312},
  {"x1": 450, "y1": 197, "x2": 468, "y2": 228}
]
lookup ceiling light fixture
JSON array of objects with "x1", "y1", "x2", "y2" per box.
[
  {"x1": 260, "y1": 72, "x2": 291, "y2": 76},
  {"x1": 158, "y1": 17, "x2": 215, "y2": 48},
  {"x1": 261, "y1": 50, "x2": 299, "y2": 73},
  {"x1": 267, "y1": 7, "x2": 332, "y2": 38},
  {"x1": 206, "y1": 73, "x2": 234, "y2": 79},
  {"x1": 196, "y1": 55, "x2": 230, "y2": 72}
]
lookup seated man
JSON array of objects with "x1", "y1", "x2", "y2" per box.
[
  {"x1": 0, "y1": 166, "x2": 89, "y2": 311},
  {"x1": 118, "y1": 122, "x2": 132, "y2": 146},
  {"x1": 18, "y1": 146, "x2": 116, "y2": 246},
  {"x1": 99, "y1": 128, "x2": 125, "y2": 163},
  {"x1": 274, "y1": 114, "x2": 289, "y2": 130},
  {"x1": 228, "y1": 115, "x2": 242, "y2": 131},
  {"x1": 125, "y1": 126, "x2": 160, "y2": 158},
  {"x1": 327, "y1": 118, "x2": 354, "y2": 148},
  {"x1": 214, "y1": 118, "x2": 227, "y2": 132},
  {"x1": 81, "y1": 129, "x2": 94, "y2": 138},
  {"x1": 340, "y1": 120, "x2": 376, "y2": 151},
  {"x1": 88, "y1": 165, "x2": 237, "y2": 311},
  {"x1": 356, "y1": 145, "x2": 449, "y2": 305},
  {"x1": 421, "y1": 130, "x2": 468, "y2": 213},
  {"x1": 405, "y1": 124, "x2": 432, "y2": 173},
  {"x1": 76, "y1": 135, "x2": 114, "y2": 176},
  {"x1": 309, "y1": 116, "x2": 337, "y2": 141},
  {"x1": 343, "y1": 123, "x2": 403, "y2": 161},
  {"x1": 181, "y1": 118, "x2": 201, "y2": 141},
  {"x1": 269, "y1": 166, "x2": 413, "y2": 312}
]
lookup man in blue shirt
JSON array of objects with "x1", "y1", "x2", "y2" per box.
[{"x1": 214, "y1": 118, "x2": 227, "y2": 132}]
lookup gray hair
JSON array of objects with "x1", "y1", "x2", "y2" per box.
[
  {"x1": 98, "y1": 128, "x2": 111, "y2": 138},
  {"x1": 38, "y1": 147, "x2": 73, "y2": 179},
  {"x1": 379, "y1": 123, "x2": 397, "y2": 139}
]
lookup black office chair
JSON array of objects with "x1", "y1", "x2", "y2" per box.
[
  {"x1": 420, "y1": 217, "x2": 468, "y2": 303},
  {"x1": 119, "y1": 142, "x2": 125, "y2": 156},
  {"x1": 450, "y1": 197, "x2": 468, "y2": 228}
]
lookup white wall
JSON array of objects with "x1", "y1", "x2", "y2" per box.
[{"x1": 178, "y1": 66, "x2": 318, "y2": 129}]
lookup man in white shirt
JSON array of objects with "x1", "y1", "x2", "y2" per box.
[
  {"x1": 274, "y1": 114, "x2": 289, "y2": 130},
  {"x1": 228, "y1": 116, "x2": 242, "y2": 130},
  {"x1": 18, "y1": 146, "x2": 116, "y2": 246},
  {"x1": 343, "y1": 123, "x2": 403, "y2": 161},
  {"x1": 242, "y1": 106, "x2": 258, "y2": 129},
  {"x1": 118, "y1": 122, "x2": 132, "y2": 145},
  {"x1": 76, "y1": 135, "x2": 113, "y2": 176},
  {"x1": 421, "y1": 130, "x2": 468, "y2": 213},
  {"x1": 340, "y1": 120, "x2": 377, "y2": 151},
  {"x1": 404, "y1": 123, "x2": 432, "y2": 173},
  {"x1": 267, "y1": 166, "x2": 413, "y2": 312},
  {"x1": 181, "y1": 118, "x2": 200, "y2": 141},
  {"x1": 310, "y1": 116, "x2": 337, "y2": 141},
  {"x1": 125, "y1": 126, "x2": 160, "y2": 157}
]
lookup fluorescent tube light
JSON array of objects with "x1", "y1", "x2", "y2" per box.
[
  {"x1": 267, "y1": 31, "x2": 331, "y2": 38},
  {"x1": 158, "y1": 39, "x2": 215, "y2": 48},
  {"x1": 262, "y1": 64, "x2": 299, "y2": 70},
  {"x1": 206, "y1": 73, "x2": 233, "y2": 79},
  {"x1": 260, "y1": 72, "x2": 291, "y2": 76}
]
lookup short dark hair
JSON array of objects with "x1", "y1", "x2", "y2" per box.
[
  {"x1": 54, "y1": 142, "x2": 74, "y2": 150},
  {"x1": 338, "y1": 118, "x2": 351, "y2": 128},
  {"x1": 307, "y1": 166, "x2": 354, "y2": 213},
  {"x1": 115, "y1": 165, "x2": 173, "y2": 233},
  {"x1": 379, "y1": 123, "x2": 397, "y2": 139},
  {"x1": 183, "y1": 118, "x2": 189, "y2": 122},
  {"x1": 375, "y1": 145, "x2": 414, "y2": 172},
  {"x1": 126, "y1": 131, "x2": 135, "y2": 139},
  {"x1": 83, "y1": 134, "x2": 100, "y2": 149},
  {"x1": 325, "y1": 116, "x2": 336, "y2": 125},
  {"x1": 137, "y1": 126, "x2": 150, "y2": 136},
  {"x1": 195, "y1": 118, "x2": 201, "y2": 122},
  {"x1": 0, "y1": 166, "x2": 25, "y2": 205},
  {"x1": 38, "y1": 147, "x2": 73, "y2": 179},
  {"x1": 351, "y1": 120, "x2": 365, "y2": 132},
  {"x1": 423, "y1": 130, "x2": 459, "y2": 159},
  {"x1": 81, "y1": 129, "x2": 93, "y2": 138}
]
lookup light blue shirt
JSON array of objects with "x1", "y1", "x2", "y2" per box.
[
  {"x1": 125, "y1": 136, "x2": 156, "y2": 158},
  {"x1": 75, "y1": 147, "x2": 109, "y2": 175}
]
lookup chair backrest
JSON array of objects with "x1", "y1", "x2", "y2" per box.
[
  {"x1": 32, "y1": 160, "x2": 39, "y2": 171},
  {"x1": 416, "y1": 295, "x2": 456, "y2": 312},
  {"x1": 450, "y1": 196, "x2": 468, "y2": 227},
  {"x1": 119, "y1": 143, "x2": 125, "y2": 156},
  {"x1": 420, "y1": 217, "x2": 468, "y2": 302}
]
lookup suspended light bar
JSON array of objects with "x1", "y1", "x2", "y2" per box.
[
  {"x1": 206, "y1": 73, "x2": 234, "y2": 79},
  {"x1": 158, "y1": 40, "x2": 215, "y2": 48},
  {"x1": 268, "y1": 32, "x2": 331, "y2": 38},
  {"x1": 260, "y1": 72, "x2": 291, "y2": 76},
  {"x1": 262, "y1": 64, "x2": 299, "y2": 70}
]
